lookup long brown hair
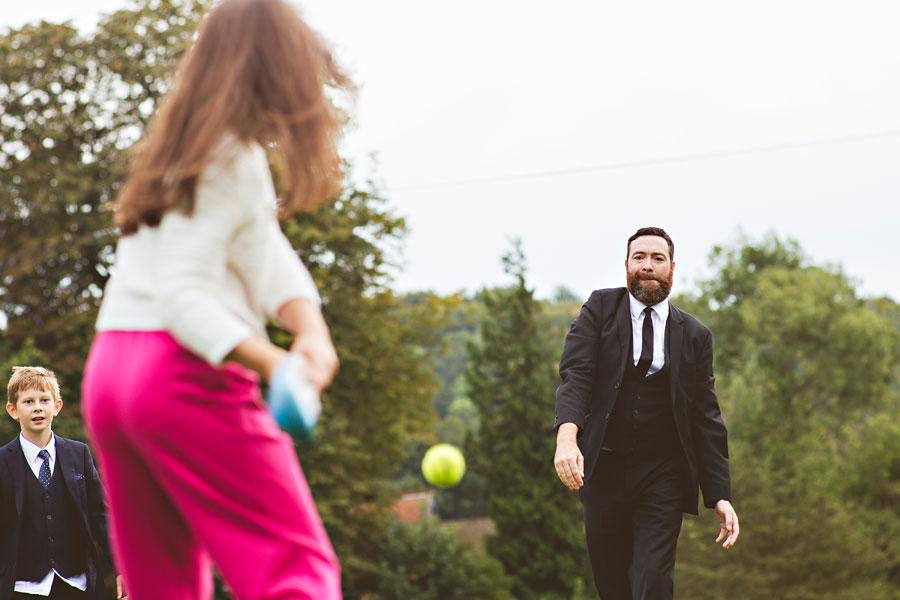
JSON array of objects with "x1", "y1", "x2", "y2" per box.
[{"x1": 116, "y1": 0, "x2": 351, "y2": 235}]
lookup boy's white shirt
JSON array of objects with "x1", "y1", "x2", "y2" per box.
[
  {"x1": 19, "y1": 432, "x2": 56, "y2": 479},
  {"x1": 16, "y1": 433, "x2": 88, "y2": 594},
  {"x1": 96, "y1": 132, "x2": 321, "y2": 365}
]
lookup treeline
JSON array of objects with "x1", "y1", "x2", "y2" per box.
[{"x1": 2, "y1": 2, "x2": 899, "y2": 599}]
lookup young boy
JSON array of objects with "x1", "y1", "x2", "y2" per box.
[{"x1": 1, "y1": 367, "x2": 114, "y2": 600}]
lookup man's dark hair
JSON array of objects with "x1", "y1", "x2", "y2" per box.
[{"x1": 627, "y1": 227, "x2": 675, "y2": 261}]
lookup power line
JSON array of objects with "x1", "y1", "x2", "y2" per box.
[{"x1": 387, "y1": 129, "x2": 900, "y2": 192}]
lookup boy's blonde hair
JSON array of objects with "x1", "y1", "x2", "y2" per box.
[{"x1": 6, "y1": 366, "x2": 62, "y2": 406}]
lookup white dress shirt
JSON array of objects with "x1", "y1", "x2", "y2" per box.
[
  {"x1": 96, "y1": 132, "x2": 321, "y2": 365},
  {"x1": 16, "y1": 433, "x2": 88, "y2": 595},
  {"x1": 20, "y1": 433, "x2": 56, "y2": 480},
  {"x1": 628, "y1": 293, "x2": 669, "y2": 376}
]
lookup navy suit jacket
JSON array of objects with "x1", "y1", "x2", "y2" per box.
[
  {"x1": 0, "y1": 435, "x2": 110, "y2": 600},
  {"x1": 554, "y1": 287, "x2": 731, "y2": 514}
]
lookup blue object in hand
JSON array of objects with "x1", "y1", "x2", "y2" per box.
[{"x1": 267, "y1": 354, "x2": 321, "y2": 442}]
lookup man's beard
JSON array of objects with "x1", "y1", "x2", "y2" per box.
[{"x1": 627, "y1": 270, "x2": 673, "y2": 306}]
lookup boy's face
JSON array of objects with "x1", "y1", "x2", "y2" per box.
[{"x1": 6, "y1": 386, "x2": 62, "y2": 438}]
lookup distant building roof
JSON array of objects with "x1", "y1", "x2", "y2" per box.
[{"x1": 391, "y1": 490, "x2": 434, "y2": 523}]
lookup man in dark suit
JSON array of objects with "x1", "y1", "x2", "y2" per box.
[
  {"x1": 553, "y1": 227, "x2": 739, "y2": 600},
  {"x1": 2, "y1": 366, "x2": 120, "y2": 600}
]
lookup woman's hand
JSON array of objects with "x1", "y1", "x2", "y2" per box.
[
  {"x1": 278, "y1": 298, "x2": 339, "y2": 392},
  {"x1": 289, "y1": 331, "x2": 338, "y2": 392}
]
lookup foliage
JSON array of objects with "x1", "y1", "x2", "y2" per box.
[
  {"x1": 281, "y1": 199, "x2": 456, "y2": 594},
  {"x1": 0, "y1": 0, "x2": 207, "y2": 406},
  {"x1": 466, "y1": 241, "x2": 589, "y2": 600},
  {"x1": 425, "y1": 297, "x2": 483, "y2": 419},
  {"x1": 552, "y1": 285, "x2": 581, "y2": 303},
  {"x1": 674, "y1": 236, "x2": 900, "y2": 599},
  {"x1": 372, "y1": 518, "x2": 512, "y2": 600},
  {"x1": 386, "y1": 295, "x2": 484, "y2": 500},
  {"x1": 416, "y1": 291, "x2": 580, "y2": 521},
  {"x1": 685, "y1": 234, "x2": 805, "y2": 374}
]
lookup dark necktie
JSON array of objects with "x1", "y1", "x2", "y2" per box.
[
  {"x1": 636, "y1": 307, "x2": 654, "y2": 376},
  {"x1": 38, "y1": 449, "x2": 51, "y2": 489}
]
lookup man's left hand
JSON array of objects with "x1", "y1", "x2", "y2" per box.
[{"x1": 714, "y1": 499, "x2": 739, "y2": 549}]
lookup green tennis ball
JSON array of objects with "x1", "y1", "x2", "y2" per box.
[{"x1": 421, "y1": 443, "x2": 466, "y2": 488}]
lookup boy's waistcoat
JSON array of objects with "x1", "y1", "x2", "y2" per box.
[{"x1": 16, "y1": 457, "x2": 88, "y2": 581}]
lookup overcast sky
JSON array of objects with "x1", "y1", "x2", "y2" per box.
[{"x1": 5, "y1": 1, "x2": 900, "y2": 302}]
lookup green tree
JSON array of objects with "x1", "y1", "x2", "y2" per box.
[
  {"x1": 374, "y1": 519, "x2": 512, "y2": 600},
  {"x1": 426, "y1": 297, "x2": 483, "y2": 419},
  {"x1": 674, "y1": 238, "x2": 900, "y2": 599},
  {"x1": 387, "y1": 294, "x2": 483, "y2": 501},
  {"x1": 279, "y1": 197, "x2": 454, "y2": 595},
  {"x1": 839, "y1": 409, "x2": 900, "y2": 590},
  {"x1": 678, "y1": 234, "x2": 805, "y2": 374},
  {"x1": 0, "y1": 0, "x2": 206, "y2": 406},
  {"x1": 466, "y1": 242, "x2": 588, "y2": 600},
  {"x1": 552, "y1": 285, "x2": 581, "y2": 304}
]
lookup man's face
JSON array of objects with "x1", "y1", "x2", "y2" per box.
[
  {"x1": 625, "y1": 235, "x2": 674, "y2": 305},
  {"x1": 6, "y1": 386, "x2": 62, "y2": 440}
]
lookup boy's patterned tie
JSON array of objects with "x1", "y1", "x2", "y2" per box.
[{"x1": 38, "y1": 449, "x2": 51, "y2": 488}]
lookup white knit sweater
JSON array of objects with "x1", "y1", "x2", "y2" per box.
[{"x1": 96, "y1": 134, "x2": 320, "y2": 365}]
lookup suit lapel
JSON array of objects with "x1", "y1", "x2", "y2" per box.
[
  {"x1": 4, "y1": 438, "x2": 26, "y2": 518},
  {"x1": 57, "y1": 438, "x2": 81, "y2": 506},
  {"x1": 57, "y1": 438, "x2": 92, "y2": 534},
  {"x1": 667, "y1": 304, "x2": 684, "y2": 406},
  {"x1": 616, "y1": 292, "x2": 632, "y2": 379}
]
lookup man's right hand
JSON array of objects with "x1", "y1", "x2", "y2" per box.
[{"x1": 554, "y1": 423, "x2": 584, "y2": 490}]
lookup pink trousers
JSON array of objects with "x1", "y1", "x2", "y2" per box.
[{"x1": 82, "y1": 331, "x2": 341, "y2": 600}]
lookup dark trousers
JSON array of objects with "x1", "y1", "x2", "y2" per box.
[
  {"x1": 13, "y1": 576, "x2": 88, "y2": 599},
  {"x1": 581, "y1": 450, "x2": 685, "y2": 600}
]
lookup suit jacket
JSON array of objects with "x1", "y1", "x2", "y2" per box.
[
  {"x1": 555, "y1": 287, "x2": 731, "y2": 515},
  {"x1": 0, "y1": 435, "x2": 110, "y2": 600}
]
